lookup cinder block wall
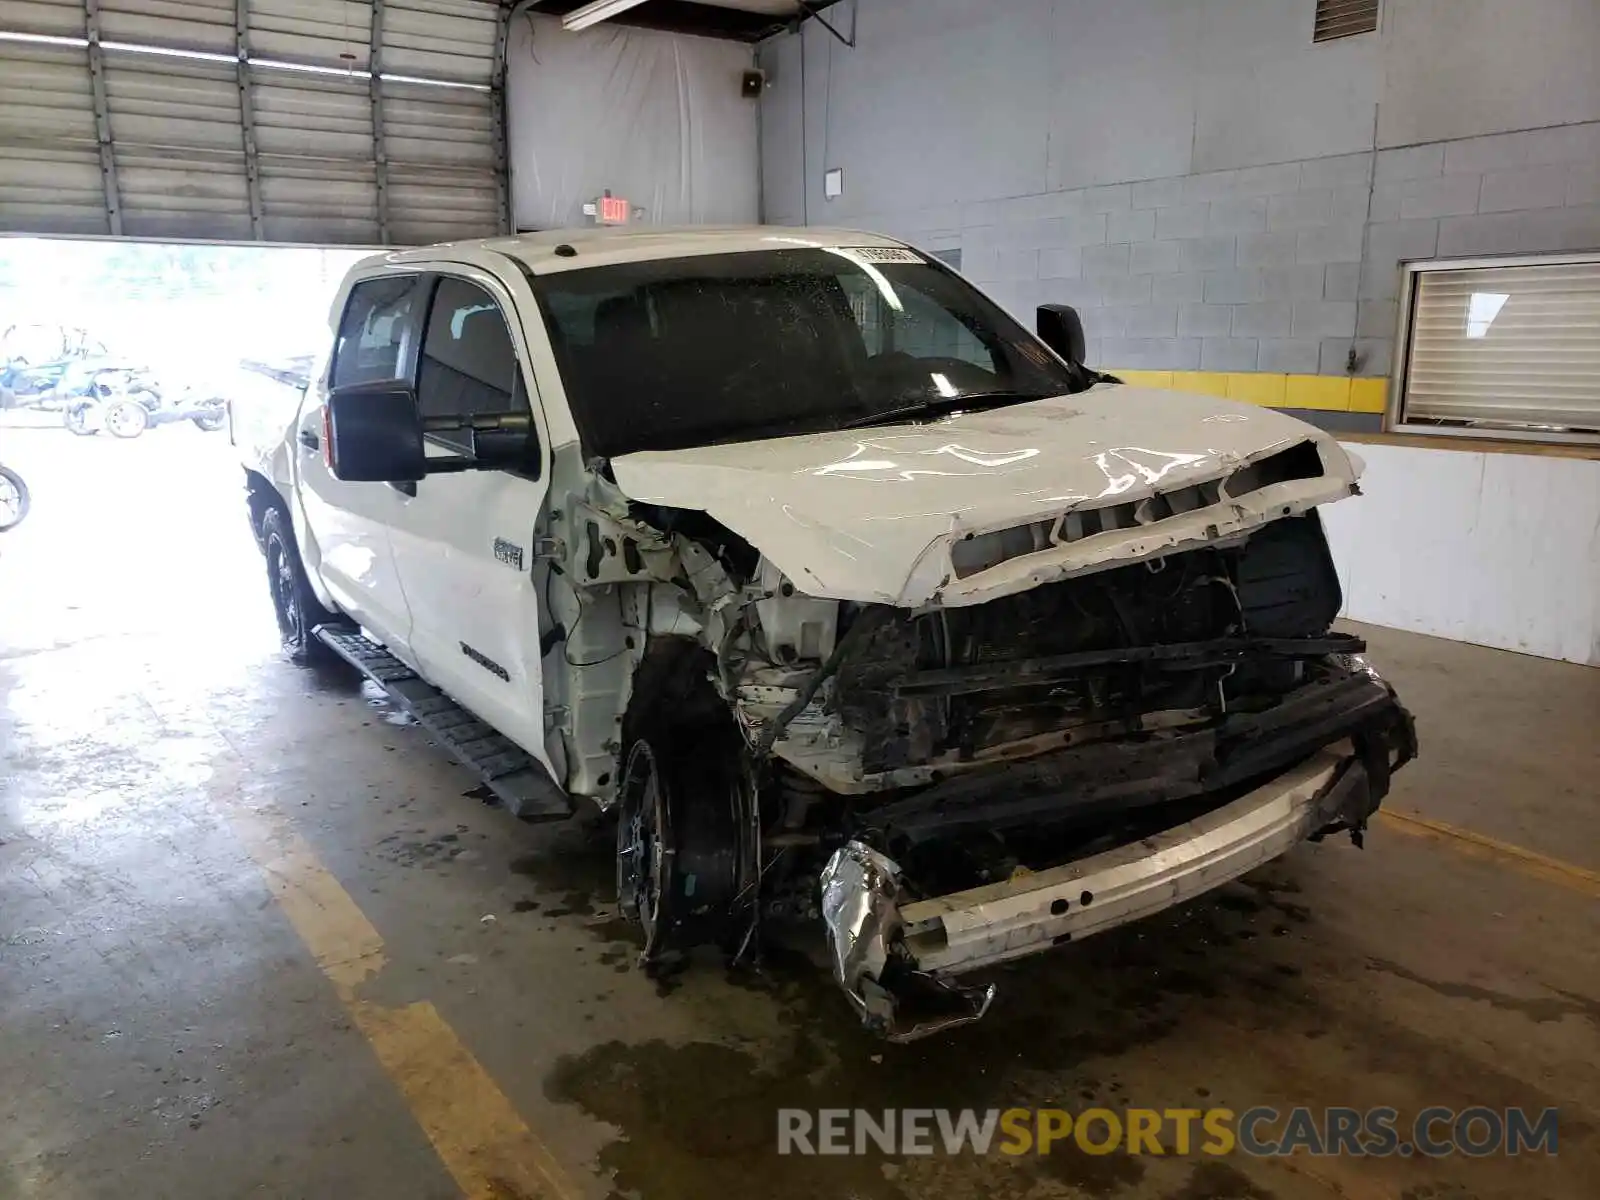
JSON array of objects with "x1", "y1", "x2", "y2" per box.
[{"x1": 758, "y1": 0, "x2": 1600, "y2": 434}]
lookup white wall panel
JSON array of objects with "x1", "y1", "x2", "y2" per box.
[
  {"x1": 1379, "y1": 0, "x2": 1600, "y2": 148},
  {"x1": 506, "y1": 13, "x2": 757, "y2": 231},
  {"x1": 1322, "y1": 444, "x2": 1600, "y2": 666}
]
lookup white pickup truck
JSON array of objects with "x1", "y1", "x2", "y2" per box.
[{"x1": 234, "y1": 226, "x2": 1415, "y2": 1039}]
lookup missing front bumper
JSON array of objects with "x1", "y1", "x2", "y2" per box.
[{"x1": 819, "y1": 694, "x2": 1414, "y2": 1039}]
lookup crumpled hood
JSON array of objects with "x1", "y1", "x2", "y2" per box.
[{"x1": 610, "y1": 387, "x2": 1362, "y2": 608}]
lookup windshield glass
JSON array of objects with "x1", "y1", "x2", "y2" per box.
[{"x1": 533, "y1": 247, "x2": 1081, "y2": 457}]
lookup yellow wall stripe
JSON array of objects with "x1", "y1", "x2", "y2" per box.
[
  {"x1": 1112, "y1": 368, "x2": 1389, "y2": 416},
  {"x1": 1285, "y1": 375, "x2": 1351, "y2": 411},
  {"x1": 1349, "y1": 378, "x2": 1389, "y2": 413},
  {"x1": 1226, "y1": 372, "x2": 1287, "y2": 405},
  {"x1": 1171, "y1": 370, "x2": 1229, "y2": 397}
]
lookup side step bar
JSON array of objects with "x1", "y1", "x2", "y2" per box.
[{"x1": 315, "y1": 626, "x2": 573, "y2": 822}]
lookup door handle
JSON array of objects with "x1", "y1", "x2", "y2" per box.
[{"x1": 298, "y1": 427, "x2": 319, "y2": 451}]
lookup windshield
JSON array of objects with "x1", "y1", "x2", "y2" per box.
[{"x1": 533, "y1": 247, "x2": 1082, "y2": 457}]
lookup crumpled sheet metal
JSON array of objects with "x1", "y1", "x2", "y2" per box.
[{"x1": 819, "y1": 841, "x2": 995, "y2": 1042}]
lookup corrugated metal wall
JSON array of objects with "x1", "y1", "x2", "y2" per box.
[{"x1": 0, "y1": 0, "x2": 507, "y2": 245}]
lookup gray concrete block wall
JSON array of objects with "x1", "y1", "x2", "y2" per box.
[{"x1": 839, "y1": 120, "x2": 1600, "y2": 378}]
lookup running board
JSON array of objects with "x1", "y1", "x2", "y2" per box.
[{"x1": 314, "y1": 626, "x2": 573, "y2": 822}]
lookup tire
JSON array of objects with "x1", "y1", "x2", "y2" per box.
[
  {"x1": 260, "y1": 504, "x2": 338, "y2": 665},
  {"x1": 104, "y1": 398, "x2": 149, "y2": 439},
  {"x1": 0, "y1": 465, "x2": 29, "y2": 533},
  {"x1": 616, "y1": 724, "x2": 754, "y2": 961},
  {"x1": 64, "y1": 402, "x2": 100, "y2": 436},
  {"x1": 192, "y1": 408, "x2": 226, "y2": 432}
]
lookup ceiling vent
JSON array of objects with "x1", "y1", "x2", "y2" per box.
[{"x1": 1314, "y1": 0, "x2": 1379, "y2": 42}]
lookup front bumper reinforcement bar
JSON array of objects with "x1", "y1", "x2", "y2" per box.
[{"x1": 819, "y1": 691, "x2": 1413, "y2": 1040}]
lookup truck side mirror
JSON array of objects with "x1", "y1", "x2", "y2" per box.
[
  {"x1": 1036, "y1": 304, "x2": 1087, "y2": 367},
  {"x1": 326, "y1": 383, "x2": 425, "y2": 483}
]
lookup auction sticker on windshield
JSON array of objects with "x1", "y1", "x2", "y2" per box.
[{"x1": 836, "y1": 247, "x2": 926, "y2": 265}]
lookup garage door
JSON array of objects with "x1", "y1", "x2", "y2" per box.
[{"x1": 0, "y1": 0, "x2": 506, "y2": 245}]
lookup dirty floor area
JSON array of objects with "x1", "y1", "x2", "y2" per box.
[{"x1": 2, "y1": 425, "x2": 1597, "y2": 1200}]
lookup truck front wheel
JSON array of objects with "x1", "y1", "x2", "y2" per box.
[
  {"x1": 616, "y1": 724, "x2": 757, "y2": 964},
  {"x1": 260, "y1": 505, "x2": 337, "y2": 665}
]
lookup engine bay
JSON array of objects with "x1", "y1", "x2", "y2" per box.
[{"x1": 831, "y1": 514, "x2": 1345, "y2": 774}]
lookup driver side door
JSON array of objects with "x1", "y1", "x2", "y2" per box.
[
  {"x1": 294, "y1": 272, "x2": 422, "y2": 651},
  {"x1": 383, "y1": 269, "x2": 556, "y2": 774}
]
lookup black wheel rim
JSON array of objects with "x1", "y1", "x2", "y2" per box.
[
  {"x1": 265, "y1": 531, "x2": 303, "y2": 647},
  {"x1": 618, "y1": 741, "x2": 670, "y2": 953}
]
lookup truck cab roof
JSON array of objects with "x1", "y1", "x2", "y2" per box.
[{"x1": 371, "y1": 225, "x2": 913, "y2": 276}]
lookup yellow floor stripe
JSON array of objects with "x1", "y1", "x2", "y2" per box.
[
  {"x1": 1378, "y1": 809, "x2": 1600, "y2": 899},
  {"x1": 214, "y1": 770, "x2": 584, "y2": 1200}
]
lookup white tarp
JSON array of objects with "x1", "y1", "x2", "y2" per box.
[{"x1": 505, "y1": 11, "x2": 759, "y2": 231}]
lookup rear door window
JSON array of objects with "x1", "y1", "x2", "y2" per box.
[{"x1": 331, "y1": 275, "x2": 423, "y2": 388}]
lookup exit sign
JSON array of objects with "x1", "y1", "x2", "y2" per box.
[{"x1": 596, "y1": 194, "x2": 629, "y2": 225}]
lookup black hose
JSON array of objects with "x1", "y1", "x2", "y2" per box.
[{"x1": 754, "y1": 609, "x2": 888, "y2": 758}]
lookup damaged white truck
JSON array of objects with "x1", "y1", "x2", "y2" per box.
[{"x1": 235, "y1": 227, "x2": 1416, "y2": 1040}]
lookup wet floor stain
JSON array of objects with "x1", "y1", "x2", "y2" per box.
[
  {"x1": 1162, "y1": 1160, "x2": 1275, "y2": 1200},
  {"x1": 373, "y1": 830, "x2": 475, "y2": 869},
  {"x1": 545, "y1": 1038, "x2": 907, "y2": 1200},
  {"x1": 541, "y1": 875, "x2": 1321, "y2": 1200},
  {"x1": 1364, "y1": 957, "x2": 1600, "y2": 1028},
  {"x1": 507, "y1": 821, "x2": 615, "y2": 919},
  {"x1": 1036, "y1": 1142, "x2": 1147, "y2": 1195}
]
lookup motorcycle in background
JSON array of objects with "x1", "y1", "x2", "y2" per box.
[{"x1": 0, "y1": 462, "x2": 29, "y2": 532}]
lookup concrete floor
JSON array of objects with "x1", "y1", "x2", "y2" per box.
[{"x1": 2, "y1": 422, "x2": 1597, "y2": 1200}]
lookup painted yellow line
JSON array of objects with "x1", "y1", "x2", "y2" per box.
[
  {"x1": 213, "y1": 769, "x2": 584, "y2": 1200},
  {"x1": 1378, "y1": 809, "x2": 1600, "y2": 899}
]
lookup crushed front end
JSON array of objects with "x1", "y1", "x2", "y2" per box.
[{"x1": 741, "y1": 512, "x2": 1416, "y2": 1040}]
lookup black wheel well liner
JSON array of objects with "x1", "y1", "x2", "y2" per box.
[{"x1": 622, "y1": 636, "x2": 729, "y2": 747}]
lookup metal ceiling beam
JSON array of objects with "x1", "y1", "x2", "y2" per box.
[
  {"x1": 235, "y1": 0, "x2": 264, "y2": 239},
  {"x1": 491, "y1": 2, "x2": 511, "y2": 235},
  {"x1": 369, "y1": 0, "x2": 391, "y2": 244},
  {"x1": 84, "y1": 0, "x2": 123, "y2": 236},
  {"x1": 796, "y1": 0, "x2": 853, "y2": 47},
  {"x1": 532, "y1": 0, "x2": 840, "y2": 43}
]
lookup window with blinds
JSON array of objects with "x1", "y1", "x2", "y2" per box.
[
  {"x1": 1395, "y1": 255, "x2": 1600, "y2": 444},
  {"x1": 1314, "y1": 0, "x2": 1380, "y2": 42}
]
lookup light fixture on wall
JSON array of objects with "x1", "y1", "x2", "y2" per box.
[
  {"x1": 824, "y1": 168, "x2": 844, "y2": 200},
  {"x1": 562, "y1": 0, "x2": 650, "y2": 33}
]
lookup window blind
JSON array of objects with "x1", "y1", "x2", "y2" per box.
[{"x1": 1402, "y1": 260, "x2": 1600, "y2": 434}]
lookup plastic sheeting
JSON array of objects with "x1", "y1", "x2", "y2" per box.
[{"x1": 506, "y1": 12, "x2": 759, "y2": 231}]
